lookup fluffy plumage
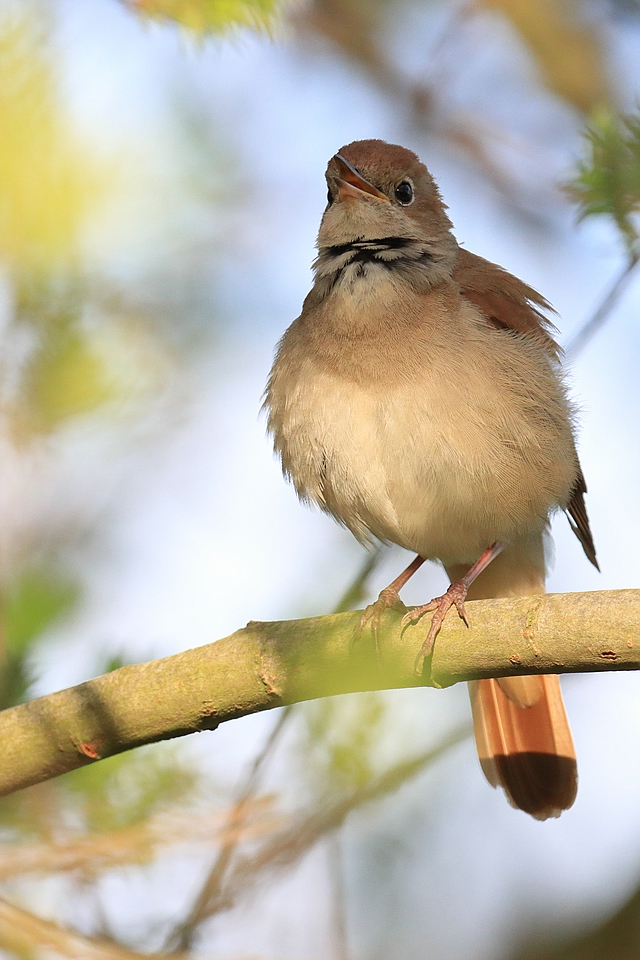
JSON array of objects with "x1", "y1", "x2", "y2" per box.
[{"x1": 264, "y1": 139, "x2": 597, "y2": 818}]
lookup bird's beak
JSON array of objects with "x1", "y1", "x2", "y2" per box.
[{"x1": 333, "y1": 154, "x2": 390, "y2": 202}]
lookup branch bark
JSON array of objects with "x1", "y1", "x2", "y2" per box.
[{"x1": 1, "y1": 589, "x2": 638, "y2": 798}]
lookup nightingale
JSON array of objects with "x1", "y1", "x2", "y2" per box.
[{"x1": 264, "y1": 139, "x2": 598, "y2": 820}]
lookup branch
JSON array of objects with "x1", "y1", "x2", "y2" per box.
[
  {"x1": 0, "y1": 896, "x2": 187, "y2": 960},
  {"x1": 198, "y1": 726, "x2": 469, "y2": 919},
  {"x1": 1, "y1": 590, "x2": 639, "y2": 798},
  {"x1": 565, "y1": 253, "x2": 640, "y2": 358},
  {"x1": 166, "y1": 726, "x2": 468, "y2": 950},
  {"x1": 0, "y1": 799, "x2": 279, "y2": 878},
  {"x1": 167, "y1": 547, "x2": 385, "y2": 950}
]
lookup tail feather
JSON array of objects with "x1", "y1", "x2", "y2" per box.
[
  {"x1": 469, "y1": 675, "x2": 577, "y2": 820},
  {"x1": 496, "y1": 674, "x2": 544, "y2": 708},
  {"x1": 447, "y1": 534, "x2": 579, "y2": 820}
]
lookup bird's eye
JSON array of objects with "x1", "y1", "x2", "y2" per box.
[
  {"x1": 394, "y1": 181, "x2": 414, "y2": 205},
  {"x1": 326, "y1": 187, "x2": 334, "y2": 207}
]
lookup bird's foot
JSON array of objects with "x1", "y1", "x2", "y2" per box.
[
  {"x1": 401, "y1": 581, "x2": 470, "y2": 674},
  {"x1": 352, "y1": 587, "x2": 408, "y2": 656}
]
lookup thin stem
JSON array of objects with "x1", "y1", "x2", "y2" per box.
[
  {"x1": 565, "y1": 254, "x2": 640, "y2": 359},
  {"x1": 167, "y1": 705, "x2": 291, "y2": 951},
  {"x1": 203, "y1": 726, "x2": 471, "y2": 918},
  {"x1": 167, "y1": 547, "x2": 386, "y2": 952},
  {"x1": 334, "y1": 546, "x2": 384, "y2": 614},
  {"x1": 327, "y1": 833, "x2": 350, "y2": 960}
]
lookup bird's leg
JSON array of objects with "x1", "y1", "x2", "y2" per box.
[
  {"x1": 353, "y1": 554, "x2": 426, "y2": 651},
  {"x1": 403, "y1": 542, "x2": 506, "y2": 673}
]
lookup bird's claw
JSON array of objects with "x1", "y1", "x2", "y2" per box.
[
  {"x1": 352, "y1": 587, "x2": 407, "y2": 656},
  {"x1": 401, "y1": 581, "x2": 470, "y2": 675}
]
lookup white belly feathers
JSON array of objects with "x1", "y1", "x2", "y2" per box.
[{"x1": 266, "y1": 305, "x2": 577, "y2": 566}]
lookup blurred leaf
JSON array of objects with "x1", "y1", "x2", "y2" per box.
[
  {"x1": 302, "y1": 693, "x2": 387, "y2": 793},
  {"x1": 480, "y1": 0, "x2": 611, "y2": 114},
  {"x1": 512, "y1": 882, "x2": 640, "y2": 959},
  {"x1": 12, "y1": 307, "x2": 174, "y2": 436},
  {"x1": 61, "y1": 745, "x2": 199, "y2": 833},
  {"x1": 3, "y1": 566, "x2": 79, "y2": 656},
  {"x1": 567, "y1": 108, "x2": 640, "y2": 253},
  {"x1": 0, "y1": 3, "x2": 108, "y2": 276},
  {"x1": 0, "y1": 565, "x2": 80, "y2": 709},
  {"x1": 18, "y1": 325, "x2": 117, "y2": 432},
  {"x1": 129, "y1": 0, "x2": 281, "y2": 33}
]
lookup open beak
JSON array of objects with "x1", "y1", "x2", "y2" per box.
[{"x1": 333, "y1": 154, "x2": 389, "y2": 202}]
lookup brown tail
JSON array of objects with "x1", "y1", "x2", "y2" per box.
[
  {"x1": 446, "y1": 533, "x2": 577, "y2": 820},
  {"x1": 468, "y1": 675, "x2": 577, "y2": 819}
]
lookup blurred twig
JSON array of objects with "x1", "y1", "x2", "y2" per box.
[
  {"x1": 188, "y1": 725, "x2": 469, "y2": 921},
  {"x1": 0, "y1": 799, "x2": 279, "y2": 878},
  {"x1": 565, "y1": 253, "x2": 640, "y2": 358},
  {"x1": 292, "y1": 0, "x2": 611, "y2": 216},
  {"x1": 122, "y1": 0, "x2": 281, "y2": 34},
  {"x1": 0, "y1": 895, "x2": 188, "y2": 960},
  {"x1": 168, "y1": 547, "x2": 384, "y2": 951},
  {"x1": 333, "y1": 546, "x2": 383, "y2": 614},
  {"x1": 327, "y1": 832, "x2": 349, "y2": 960},
  {"x1": 168, "y1": 707, "x2": 292, "y2": 950}
]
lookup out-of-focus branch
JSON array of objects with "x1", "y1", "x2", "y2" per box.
[
  {"x1": 327, "y1": 832, "x2": 350, "y2": 960},
  {"x1": 565, "y1": 253, "x2": 640, "y2": 358},
  {"x1": 166, "y1": 725, "x2": 468, "y2": 950},
  {"x1": 167, "y1": 547, "x2": 384, "y2": 951},
  {"x1": 0, "y1": 590, "x2": 639, "y2": 798},
  {"x1": 167, "y1": 707, "x2": 292, "y2": 951},
  {"x1": 199, "y1": 726, "x2": 469, "y2": 919},
  {"x1": 0, "y1": 896, "x2": 187, "y2": 960},
  {"x1": 292, "y1": 2, "x2": 582, "y2": 215},
  {"x1": 0, "y1": 799, "x2": 279, "y2": 878}
]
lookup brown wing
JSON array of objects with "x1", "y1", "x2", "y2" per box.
[
  {"x1": 453, "y1": 247, "x2": 561, "y2": 358},
  {"x1": 566, "y1": 466, "x2": 599, "y2": 570},
  {"x1": 454, "y1": 248, "x2": 599, "y2": 569}
]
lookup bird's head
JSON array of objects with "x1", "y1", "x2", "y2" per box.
[{"x1": 318, "y1": 139, "x2": 456, "y2": 257}]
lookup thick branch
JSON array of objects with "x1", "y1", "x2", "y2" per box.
[{"x1": 1, "y1": 589, "x2": 638, "y2": 798}]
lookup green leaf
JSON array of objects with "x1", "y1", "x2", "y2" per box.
[
  {"x1": 19, "y1": 324, "x2": 117, "y2": 433},
  {"x1": 567, "y1": 108, "x2": 640, "y2": 254},
  {"x1": 0, "y1": 565, "x2": 80, "y2": 708},
  {"x1": 302, "y1": 693, "x2": 387, "y2": 793},
  {"x1": 129, "y1": 0, "x2": 281, "y2": 34},
  {"x1": 3, "y1": 569, "x2": 79, "y2": 657},
  {"x1": 61, "y1": 745, "x2": 199, "y2": 833}
]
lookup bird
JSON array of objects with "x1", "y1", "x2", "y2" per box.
[{"x1": 264, "y1": 139, "x2": 598, "y2": 820}]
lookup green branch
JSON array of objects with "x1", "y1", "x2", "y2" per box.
[{"x1": 1, "y1": 589, "x2": 639, "y2": 798}]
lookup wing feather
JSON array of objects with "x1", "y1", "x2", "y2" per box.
[
  {"x1": 454, "y1": 247, "x2": 560, "y2": 358},
  {"x1": 454, "y1": 248, "x2": 599, "y2": 568}
]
